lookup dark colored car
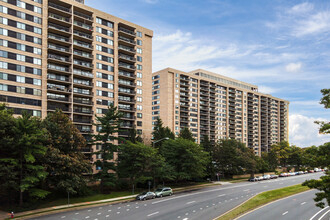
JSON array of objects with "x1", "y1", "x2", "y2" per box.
[
  {"x1": 270, "y1": 174, "x2": 278, "y2": 179},
  {"x1": 136, "y1": 191, "x2": 156, "y2": 200}
]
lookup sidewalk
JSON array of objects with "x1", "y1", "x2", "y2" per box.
[{"x1": 1, "y1": 182, "x2": 223, "y2": 219}]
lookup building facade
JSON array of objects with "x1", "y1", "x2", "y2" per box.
[
  {"x1": 152, "y1": 68, "x2": 289, "y2": 155},
  {"x1": 0, "y1": 0, "x2": 153, "y2": 170}
]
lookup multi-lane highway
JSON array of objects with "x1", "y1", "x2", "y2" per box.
[
  {"x1": 32, "y1": 172, "x2": 323, "y2": 220},
  {"x1": 238, "y1": 190, "x2": 329, "y2": 220}
]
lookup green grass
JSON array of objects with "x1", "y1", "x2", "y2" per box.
[{"x1": 217, "y1": 184, "x2": 310, "y2": 220}]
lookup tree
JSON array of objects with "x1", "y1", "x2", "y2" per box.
[
  {"x1": 15, "y1": 112, "x2": 49, "y2": 206},
  {"x1": 0, "y1": 105, "x2": 19, "y2": 205},
  {"x1": 287, "y1": 145, "x2": 304, "y2": 171},
  {"x1": 160, "y1": 138, "x2": 209, "y2": 181},
  {"x1": 117, "y1": 141, "x2": 164, "y2": 189},
  {"x1": 92, "y1": 105, "x2": 123, "y2": 193},
  {"x1": 179, "y1": 127, "x2": 195, "y2": 142},
  {"x1": 152, "y1": 118, "x2": 175, "y2": 147},
  {"x1": 42, "y1": 110, "x2": 91, "y2": 195},
  {"x1": 269, "y1": 141, "x2": 291, "y2": 168},
  {"x1": 127, "y1": 128, "x2": 143, "y2": 143},
  {"x1": 303, "y1": 89, "x2": 330, "y2": 208},
  {"x1": 213, "y1": 139, "x2": 256, "y2": 178},
  {"x1": 200, "y1": 135, "x2": 215, "y2": 179}
]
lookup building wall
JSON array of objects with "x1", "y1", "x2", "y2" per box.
[{"x1": 152, "y1": 68, "x2": 289, "y2": 155}]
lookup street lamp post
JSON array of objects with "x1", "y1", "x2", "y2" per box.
[
  {"x1": 152, "y1": 137, "x2": 169, "y2": 148},
  {"x1": 151, "y1": 137, "x2": 169, "y2": 190}
]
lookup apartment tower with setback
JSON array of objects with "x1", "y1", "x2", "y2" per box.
[
  {"x1": 0, "y1": 0, "x2": 153, "y2": 171},
  {"x1": 152, "y1": 68, "x2": 289, "y2": 155}
]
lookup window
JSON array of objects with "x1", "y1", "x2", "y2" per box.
[
  {"x1": 137, "y1": 88, "x2": 142, "y2": 94},
  {"x1": 137, "y1": 31, "x2": 142, "y2": 37},
  {"x1": 137, "y1": 64, "x2": 142, "y2": 70},
  {"x1": 137, "y1": 97, "x2": 142, "y2": 102},
  {"x1": 137, "y1": 39, "x2": 142, "y2": 45},
  {"x1": 0, "y1": 83, "x2": 8, "y2": 91},
  {"x1": 137, "y1": 48, "x2": 142, "y2": 54},
  {"x1": 137, "y1": 72, "x2": 142, "y2": 78},
  {"x1": 137, "y1": 56, "x2": 142, "y2": 62},
  {"x1": 137, "y1": 105, "x2": 142, "y2": 110},
  {"x1": 17, "y1": 76, "x2": 25, "y2": 83},
  {"x1": 137, "y1": 80, "x2": 142, "y2": 86},
  {"x1": 137, "y1": 121, "x2": 142, "y2": 126},
  {"x1": 137, "y1": 113, "x2": 142, "y2": 118}
]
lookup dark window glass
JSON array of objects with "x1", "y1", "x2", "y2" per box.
[
  {"x1": 26, "y1": 25, "x2": 33, "y2": 32},
  {"x1": 7, "y1": 85, "x2": 16, "y2": 92},
  {"x1": 8, "y1": 74, "x2": 16, "y2": 81},
  {"x1": 26, "y1": 14, "x2": 34, "y2": 22},
  {"x1": 25, "y1": 56, "x2": 33, "y2": 63},
  {"x1": 8, "y1": 0, "x2": 16, "y2": 5},
  {"x1": 8, "y1": 63, "x2": 16, "y2": 70},
  {"x1": 8, "y1": 8, "x2": 16, "y2": 16},
  {"x1": 102, "y1": 73, "x2": 107, "y2": 79},
  {"x1": 25, "y1": 3, "x2": 34, "y2": 11},
  {"x1": 8, "y1": 52, "x2": 16, "y2": 59},
  {"x1": 25, "y1": 35, "x2": 33, "y2": 43},
  {"x1": 102, "y1": 82, "x2": 107, "y2": 88},
  {"x1": 8, "y1": 41, "x2": 16, "y2": 49},
  {"x1": 26, "y1": 67, "x2": 33, "y2": 73},
  {"x1": 8, "y1": 30, "x2": 16, "y2": 38},
  {"x1": 25, "y1": 88, "x2": 33, "y2": 95},
  {"x1": 25, "y1": 46, "x2": 33, "y2": 53},
  {"x1": 8, "y1": 20, "x2": 16, "y2": 27},
  {"x1": 25, "y1": 77, "x2": 33, "y2": 84},
  {"x1": 102, "y1": 91, "x2": 107, "y2": 97}
]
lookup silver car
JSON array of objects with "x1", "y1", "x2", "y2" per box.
[{"x1": 136, "y1": 191, "x2": 156, "y2": 200}]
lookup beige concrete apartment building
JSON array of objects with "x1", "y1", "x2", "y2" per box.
[
  {"x1": 0, "y1": 0, "x2": 153, "y2": 170},
  {"x1": 152, "y1": 68, "x2": 289, "y2": 155}
]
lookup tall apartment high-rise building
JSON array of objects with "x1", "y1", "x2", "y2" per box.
[
  {"x1": 0, "y1": 0, "x2": 153, "y2": 170},
  {"x1": 152, "y1": 68, "x2": 289, "y2": 155}
]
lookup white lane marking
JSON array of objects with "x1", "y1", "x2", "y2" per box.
[
  {"x1": 186, "y1": 201, "x2": 196, "y2": 204},
  {"x1": 126, "y1": 209, "x2": 130, "y2": 211},
  {"x1": 144, "y1": 204, "x2": 147, "y2": 206},
  {"x1": 243, "y1": 189, "x2": 250, "y2": 191},
  {"x1": 136, "y1": 206, "x2": 139, "y2": 208},
  {"x1": 301, "y1": 202, "x2": 306, "y2": 205},
  {"x1": 61, "y1": 216, "x2": 66, "y2": 219},
  {"x1": 218, "y1": 194, "x2": 226, "y2": 197},
  {"x1": 106, "y1": 215, "x2": 109, "y2": 218},
  {"x1": 147, "y1": 211, "x2": 159, "y2": 217},
  {"x1": 94, "y1": 219, "x2": 98, "y2": 220},
  {"x1": 185, "y1": 213, "x2": 189, "y2": 215},
  {"x1": 318, "y1": 209, "x2": 330, "y2": 220},
  {"x1": 177, "y1": 216, "x2": 181, "y2": 218},
  {"x1": 97, "y1": 213, "x2": 101, "y2": 215},
  {"x1": 206, "y1": 205, "x2": 209, "y2": 208},
  {"x1": 183, "y1": 218, "x2": 188, "y2": 220},
  {"x1": 193, "y1": 210, "x2": 196, "y2": 212},
  {"x1": 108, "y1": 210, "x2": 111, "y2": 212},
  {"x1": 200, "y1": 208, "x2": 203, "y2": 210},
  {"x1": 117, "y1": 212, "x2": 120, "y2": 214},
  {"x1": 235, "y1": 197, "x2": 238, "y2": 199},
  {"x1": 151, "y1": 182, "x2": 254, "y2": 204},
  {"x1": 118, "y1": 207, "x2": 121, "y2": 209},
  {"x1": 85, "y1": 217, "x2": 90, "y2": 219},
  {"x1": 75, "y1": 213, "x2": 79, "y2": 215},
  {"x1": 282, "y1": 211, "x2": 288, "y2": 215},
  {"x1": 127, "y1": 205, "x2": 130, "y2": 207},
  {"x1": 88, "y1": 210, "x2": 91, "y2": 212},
  {"x1": 310, "y1": 206, "x2": 329, "y2": 220}
]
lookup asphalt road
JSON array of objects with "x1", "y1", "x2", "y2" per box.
[
  {"x1": 32, "y1": 172, "x2": 324, "y2": 220},
  {"x1": 238, "y1": 189, "x2": 330, "y2": 220}
]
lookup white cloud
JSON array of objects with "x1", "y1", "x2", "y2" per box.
[
  {"x1": 258, "y1": 85, "x2": 278, "y2": 94},
  {"x1": 294, "y1": 12, "x2": 330, "y2": 36},
  {"x1": 289, "y1": 114, "x2": 330, "y2": 147},
  {"x1": 285, "y1": 62, "x2": 302, "y2": 72},
  {"x1": 288, "y1": 2, "x2": 314, "y2": 14}
]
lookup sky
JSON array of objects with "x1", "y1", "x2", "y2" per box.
[{"x1": 86, "y1": 0, "x2": 330, "y2": 147}]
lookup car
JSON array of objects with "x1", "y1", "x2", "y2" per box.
[
  {"x1": 255, "y1": 176, "x2": 263, "y2": 181},
  {"x1": 289, "y1": 172, "x2": 296, "y2": 176},
  {"x1": 263, "y1": 175, "x2": 271, "y2": 180},
  {"x1": 270, "y1": 174, "x2": 278, "y2": 179},
  {"x1": 136, "y1": 191, "x2": 156, "y2": 200},
  {"x1": 154, "y1": 187, "x2": 173, "y2": 197},
  {"x1": 279, "y1": 173, "x2": 288, "y2": 177},
  {"x1": 248, "y1": 177, "x2": 258, "y2": 182},
  {"x1": 298, "y1": 171, "x2": 304, "y2": 175},
  {"x1": 304, "y1": 171, "x2": 308, "y2": 174},
  {"x1": 309, "y1": 170, "x2": 314, "y2": 173}
]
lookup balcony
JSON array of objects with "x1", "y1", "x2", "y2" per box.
[
  {"x1": 118, "y1": 45, "x2": 136, "y2": 55},
  {"x1": 73, "y1": 59, "x2": 93, "y2": 69},
  {"x1": 180, "y1": 82, "x2": 189, "y2": 87},
  {"x1": 48, "y1": 64, "x2": 71, "y2": 74},
  {"x1": 73, "y1": 20, "x2": 92, "y2": 31},
  {"x1": 48, "y1": 23, "x2": 71, "y2": 35},
  {"x1": 48, "y1": 54, "x2": 71, "y2": 64},
  {"x1": 118, "y1": 106, "x2": 136, "y2": 112},
  {"x1": 47, "y1": 74, "x2": 71, "y2": 84},
  {"x1": 120, "y1": 122, "x2": 134, "y2": 129},
  {"x1": 73, "y1": 30, "x2": 92, "y2": 41},
  {"x1": 74, "y1": 11, "x2": 92, "y2": 21},
  {"x1": 48, "y1": 12, "x2": 71, "y2": 23},
  {"x1": 73, "y1": 108, "x2": 93, "y2": 115},
  {"x1": 73, "y1": 80, "x2": 93, "y2": 88},
  {"x1": 118, "y1": 53, "x2": 136, "y2": 63},
  {"x1": 47, "y1": 95, "x2": 69, "y2": 103},
  {"x1": 73, "y1": 89, "x2": 93, "y2": 97},
  {"x1": 118, "y1": 88, "x2": 135, "y2": 96},
  {"x1": 122, "y1": 115, "x2": 136, "y2": 121},
  {"x1": 73, "y1": 40, "x2": 92, "y2": 50},
  {"x1": 73, "y1": 69, "x2": 93, "y2": 78},
  {"x1": 47, "y1": 84, "x2": 71, "y2": 94},
  {"x1": 73, "y1": 118, "x2": 93, "y2": 124},
  {"x1": 118, "y1": 71, "x2": 136, "y2": 79},
  {"x1": 48, "y1": 33, "x2": 71, "y2": 46},
  {"x1": 118, "y1": 80, "x2": 136, "y2": 88},
  {"x1": 73, "y1": 50, "x2": 93, "y2": 60},
  {"x1": 48, "y1": 2, "x2": 71, "y2": 14},
  {"x1": 73, "y1": 99, "x2": 93, "y2": 106},
  {"x1": 48, "y1": 43, "x2": 71, "y2": 54},
  {"x1": 119, "y1": 62, "x2": 136, "y2": 71},
  {"x1": 118, "y1": 97, "x2": 135, "y2": 104},
  {"x1": 118, "y1": 27, "x2": 136, "y2": 37},
  {"x1": 118, "y1": 36, "x2": 136, "y2": 46}
]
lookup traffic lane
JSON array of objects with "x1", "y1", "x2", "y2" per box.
[
  {"x1": 238, "y1": 190, "x2": 329, "y2": 220},
  {"x1": 31, "y1": 172, "x2": 323, "y2": 220}
]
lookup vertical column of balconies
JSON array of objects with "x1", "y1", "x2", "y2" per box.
[
  {"x1": 117, "y1": 24, "x2": 137, "y2": 137},
  {"x1": 47, "y1": 1, "x2": 73, "y2": 118},
  {"x1": 228, "y1": 88, "x2": 236, "y2": 139},
  {"x1": 179, "y1": 76, "x2": 190, "y2": 130},
  {"x1": 267, "y1": 98, "x2": 273, "y2": 148},
  {"x1": 209, "y1": 83, "x2": 217, "y2": 142},
  {"x1": 260, "y1": 96, "x2": 269, "y2": 152},
  {"x1": 247, "y1": 93, "x2": 259, "y2": 153},
  {"x1": 235, "y1": 91, "x2": 243, "y2": 142},
  {"x1": 279, "y1": 101, "x2": 288, "y2": 142},
  {"x1": 71, "y1": 6, "x2": 94, "y2": 137},
  {"x1": 199, "y1": 81, "x2": 210, "y2": 140}
]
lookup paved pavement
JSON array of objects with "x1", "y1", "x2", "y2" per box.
[
  {"x1": 238, "y1": 189, "x2": 330, "y2": 220},
  {"x1": 31, "y1": 172, "x2": 324, "y2": 220}
]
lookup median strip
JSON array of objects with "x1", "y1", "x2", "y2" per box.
[{"x1": 215, "y1": 184, "x2": 310, "y2": 220}]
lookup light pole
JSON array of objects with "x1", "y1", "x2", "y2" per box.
[
  {"x1": 151, "y1": 137, "x2": 169, "y2": 190},
  {"x1": 152, "y1": 137, "x2": 169, "y2": 148}
]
